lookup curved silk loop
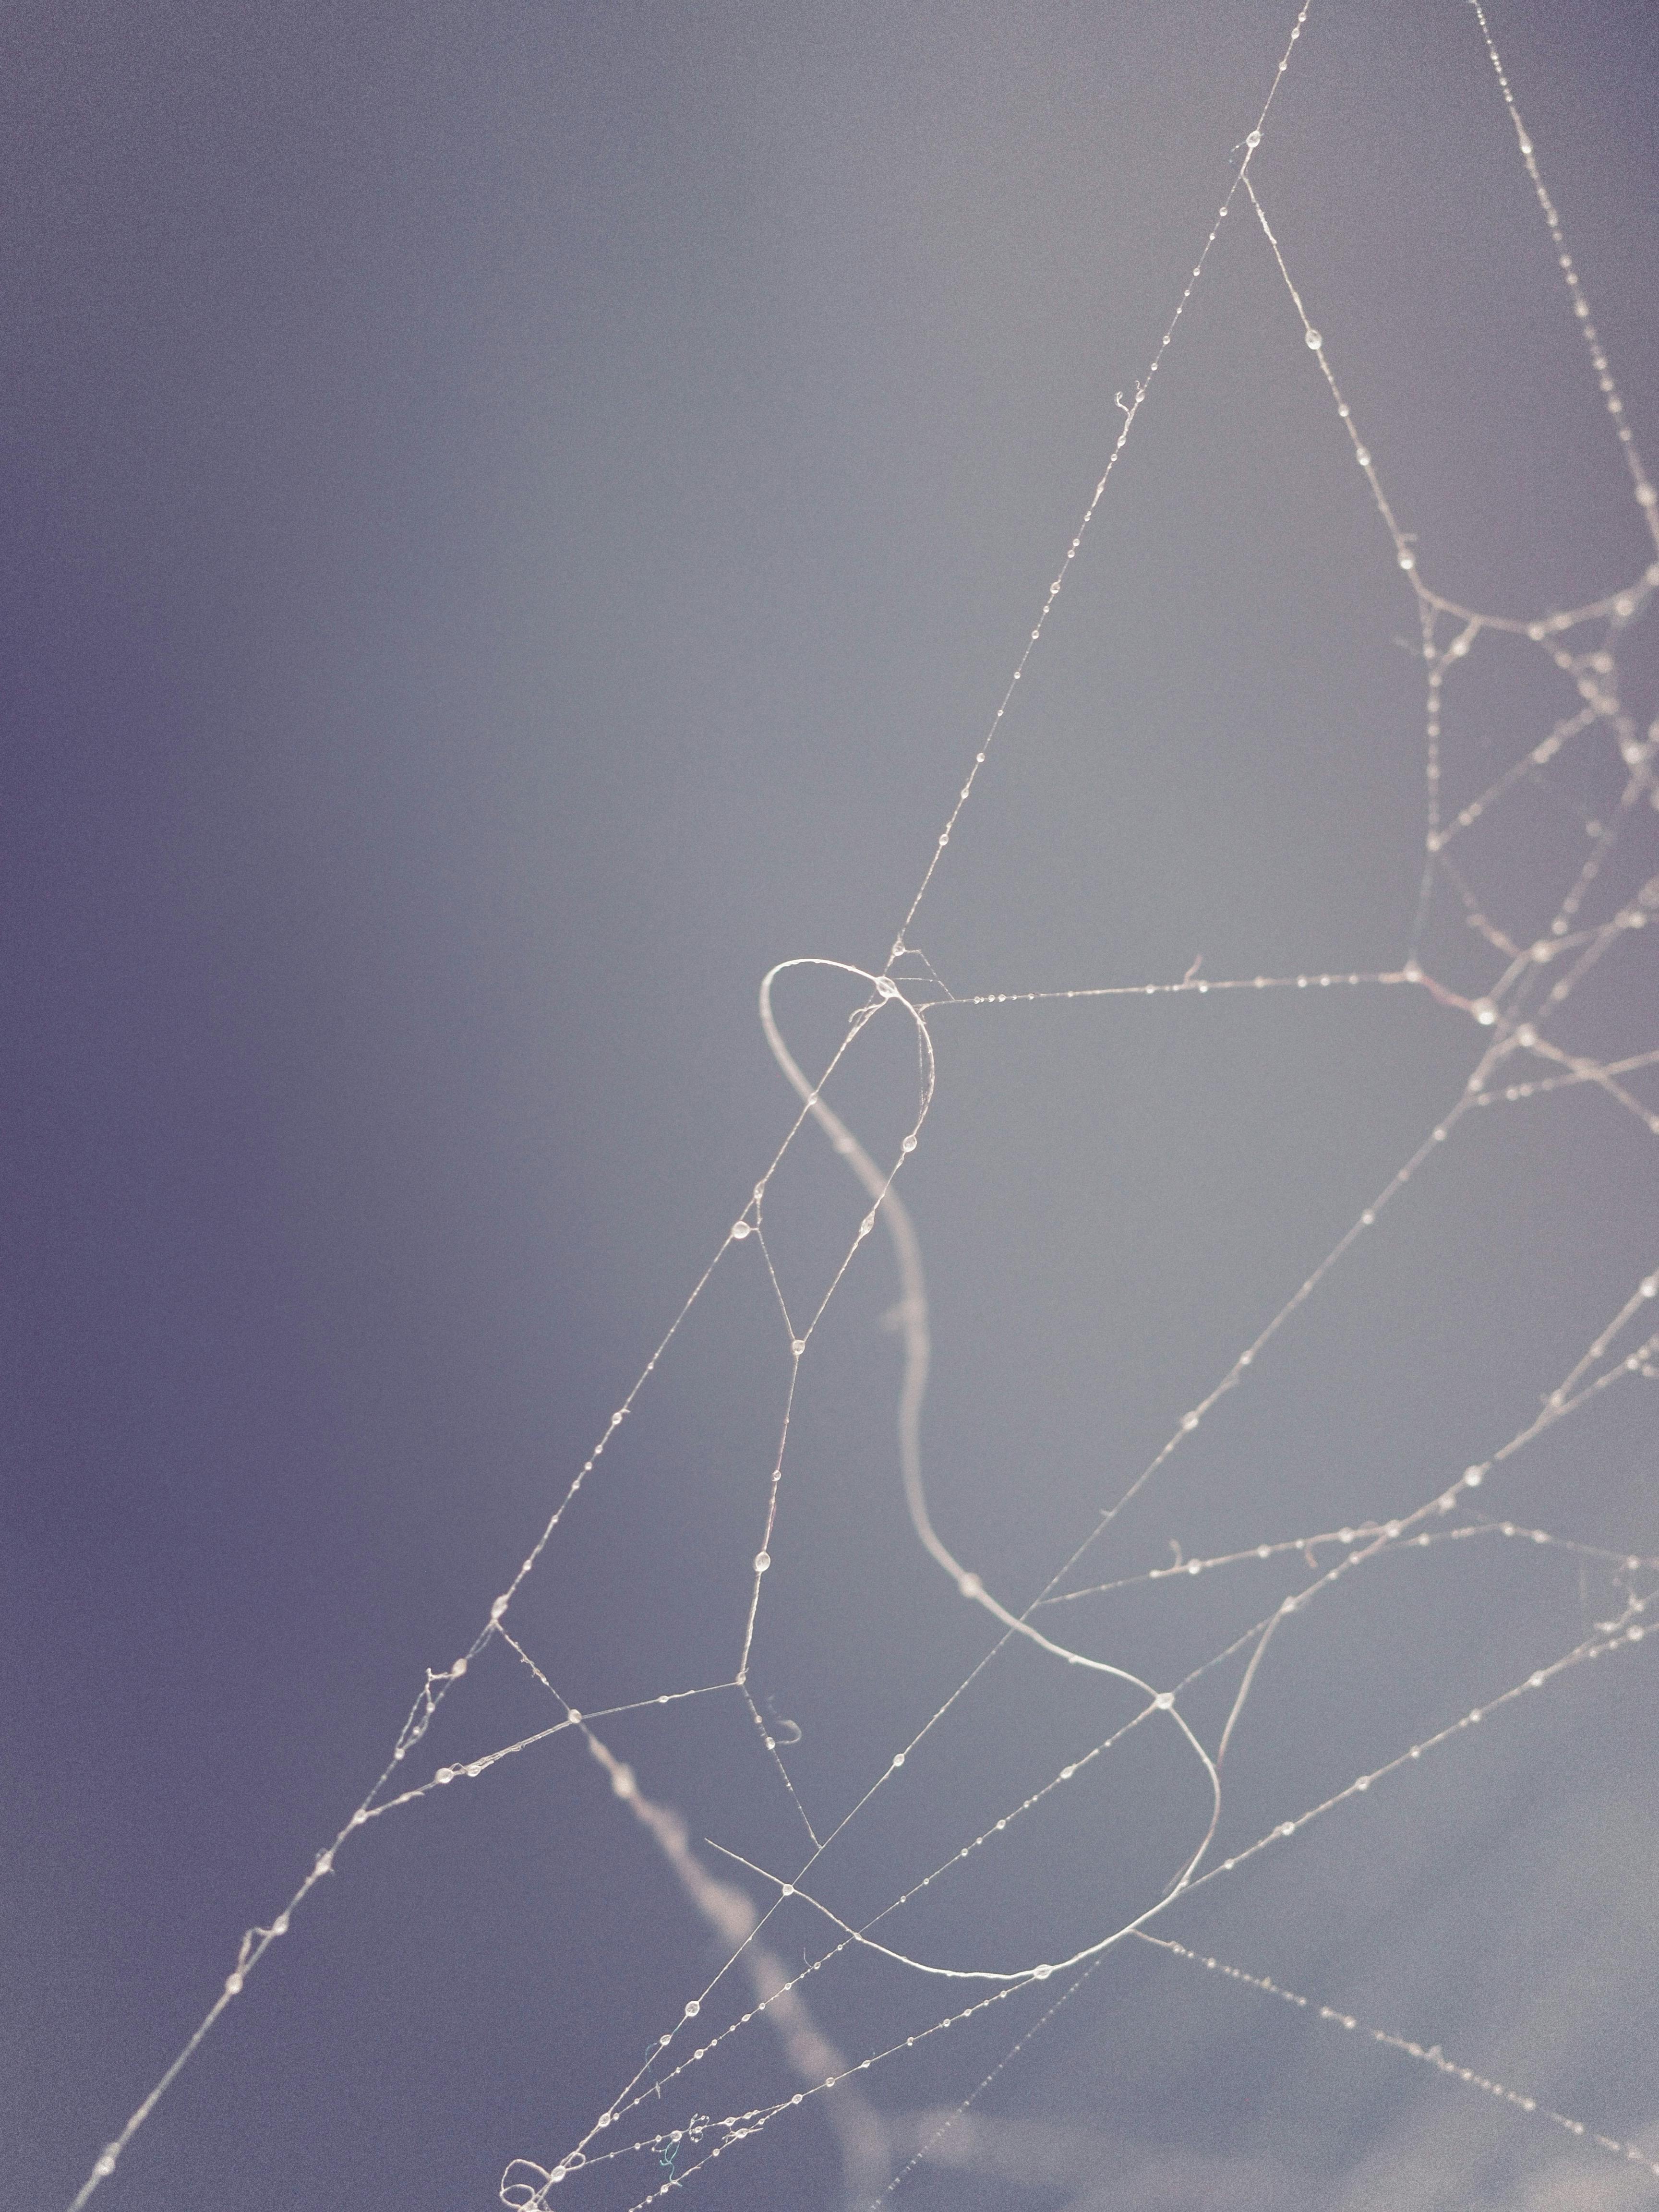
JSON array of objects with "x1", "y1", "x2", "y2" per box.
[{"x1": 757, "y1": 959, "x2": 1223, "y2": 1982}]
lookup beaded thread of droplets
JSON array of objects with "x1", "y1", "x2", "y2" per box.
[{"x1": 64, "y1": 3, "x2": 1658, "y2": 2208}]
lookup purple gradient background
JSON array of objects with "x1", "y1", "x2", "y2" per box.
[{"x1": 4, "y1": 4, "x2": 1658, "y2": 2209}]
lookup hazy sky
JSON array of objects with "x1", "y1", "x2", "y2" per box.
[{"x1": 5, "y1": 5, "x2": 1659, "y2": 2210}]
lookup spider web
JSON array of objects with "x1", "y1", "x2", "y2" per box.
[{"x1": 66, "y1": 4, "x2": 1659, "y2": 2209}]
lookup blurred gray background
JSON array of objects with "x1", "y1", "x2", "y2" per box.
[{"x1": 3, "y1": 2, "x2": 1658, "y2": 2208}]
